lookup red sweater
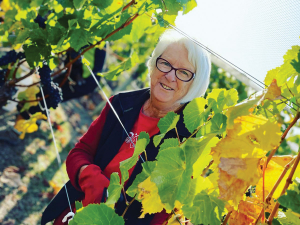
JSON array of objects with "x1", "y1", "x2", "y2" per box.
[{"x1": 64, "y1": 97, "x2": 169, "y2": 224}]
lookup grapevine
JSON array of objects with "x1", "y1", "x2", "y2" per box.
[{"x1": 0, "y1": 0, "x2": 299, "y2": 224}]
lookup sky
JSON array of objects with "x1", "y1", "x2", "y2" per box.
[{"x1": 175, "y1": 0, "x2": 300, "y2": 89}]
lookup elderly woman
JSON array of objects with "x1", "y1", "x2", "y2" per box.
[{"x1": 42, "y1": 30, "x2": 211, "y2": 225}]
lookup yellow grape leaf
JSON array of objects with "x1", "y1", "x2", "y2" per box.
[
  {"x1": 219, "y1": 157, "x2": 264, "y2": 184},
  {"x1": 255, "y1": 159, "x2": 300, "y2": 199},
  {"x1": 271, "y1": 155, "x2": 294, "y2": 167},
  {"x1": 238, "y1": 197, "x2": 262, "y2": 219},
  {"x1": 15, "y1": 112, "x2": 47, "y2": 139},
  {"x1": 137, "y1": 177, "x2": 165, "y2": 218},
  {"x1": 263, "y1": 79, "x2": 282, "y2": 101},
  {"x1": 195, "y1": 176, "x2": 214, "y2": 194},
  {"x1": 218, "y1": 169, "x2": 249, "y2": 205},
  {"x1": 18, "y1": 86, "x2": 40, "y2": 112},
  {"x1": 229, "y1": 210, "x2": 256, "y2": 225},
  {"x1": 212, "y1": 115, "x2": 282, "y2": 164}
]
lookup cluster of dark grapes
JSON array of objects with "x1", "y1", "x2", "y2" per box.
[
  {"x1": 34, "y1": 15, "x2": 46, "y2": 29},
  {"x1": 0, "y1": 50, "x2": 26, "y2": 67},
  {"x1": 38, "y1": 64, "x2": 63, "y2": 109},
  {"x1": 48, "y1": 82, "x2": 63, "y2": 109}
]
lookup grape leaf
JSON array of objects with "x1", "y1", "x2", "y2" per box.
[
  {"x1": 75, "y1": 201, "x2": 83, "y2": 211},
  {"x1": 182, "y1": 0, "x2": 197, "y2": 15},
  {"x1": 17, "y1": 86, "x2": 40, "y2": 112},
  {"x1": 105, "y1": 172, "x2": 122, "y2": 208},
  {"x1": 69, "y1": 29, "x2": 90, "y2": 52},
  {"x1": 278, "y1": 177, "x2": 300, "y2": 214},
  {"x1": 137, "y1": 177, "x2": 165, "y2": 218},
  {"x1": 159, "y1": 138, "x2": 179, "y2": 151},
  {"x1": 153, "y1": 111, "x2": 180, "y2": 147},
  {"x1": 15, "y1": 112, "x2": 47, "y2": 139},
  {"x1": 275, "y1": 209, "x2": 300, "y2": 225},
  {"x1": 120, "y1": 132, "x2": 149, "y2": 184},
  {"x1": 206, "y1": 88, "x2": 239, "y2": 113},
  {"x1": 73, "y1": 0, "x2": 87, "y2": 10},
  {"x1": 99, "y1": 52, "x2": 139, "y2": 80},
  {"x1": 127, "y1": 161, "x2": 156, "y2": 198},
  {"x1": 69, "y1": 204, "x2": 124, "y2": 225},
  {"x1": 197, "y1": 113, "x2": 227, "y2": 137},
  {"x1": 182, "y1": 191, "x2": 225, "y2": 225},
  {"x1": 183, "y1": 97, "x2": 206, "y2": 133},
  {"x1": 212, "y1": 115, "x2": 282, "y2": 163},
  {"x1": 151, "y1": 135, "x2": 217, "y2": 210},
  {"x1": 226, "y1": 95, "x2": 261, "y2": 129}
]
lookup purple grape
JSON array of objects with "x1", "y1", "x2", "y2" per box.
[{"x1": 34, "y1": 15, "x2": 46, "y2": 29}]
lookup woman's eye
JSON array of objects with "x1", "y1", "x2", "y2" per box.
[
  {"x1": 162, "y1": 61, "x2": 171, "y2": 66},
  {"x1": 179, "y1": 70, "x2": 189, "y2": 76}
]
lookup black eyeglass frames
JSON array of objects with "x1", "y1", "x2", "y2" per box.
[{"x1": 156, "y1": 57, "x2": 195, "y2": 82}]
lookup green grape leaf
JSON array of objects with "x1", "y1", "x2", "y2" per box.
[
  {"x1": 99, "y1": 51, "x2": 139, "y2": 80},
  {"x1": 275, "y1": 209, "x2": 300, "y2": 225},
  {"x1": 206, "y1": 88, "x2": 239, "y2": 113},
  {"x1": 182, "y1": 191, "x2": 225, "y2": 225},
  {"x1": 127, "y1": 161, "x2": 156, "y2": 198},
  {"x1": 150, "y1": 135, "x2": 216, "y2": 210},
  {"x1": 69, "y1": 204, "x2": 124, "y2": 225},
  {"x1": 197, "y1": 113, "x2": 227, "y2": 137},
  {"x1": 105, "y1": 172, "x2": 122, "y2": 207},
  {"x1": 191, "y1": 135, "x2": 220, "y2": 179},
  {"x1": 91, "y1": 0, "x2": 114, "y2": 9},
  {"x1": 183, "y1": 97, "x2": 206, "y2": 133},
  {"x1": 153, "y1": 112, "x2": 180, "y2": 147},
  {"x1": 130, "y1": 14, "x2": 152, "y2": 42},
  {"x1": 23, "y1": 42, "x2": 51, "y2": 67},
  {"x1": 120, "y1": 132, "x2": 150, "y2": 185},
  {"x1": 75, "y1": 201, "x2": 83, "y2": 211},
  {"x1": 73, "y1": 0, "x2": 88, "y2": 10},
  {"x1": 69, "y1": 29, "x2": 90, "y2": 52},
  {"x1": 183, "y1": 0, "x2": 197, "y2": 15},
  {"x1": 159, "y1": 138, "x2": 179, "y2": 151},
  {"x1": 278, "y1": 177, "x2": 300, "y2": 214}
]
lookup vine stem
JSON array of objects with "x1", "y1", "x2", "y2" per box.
[
  {"x1": 121, "y1": 196, "x2": 136, "y2": 218},
  {"x1": 122, "y1": 0, "x2": 135, "y2": 12},
  {"x1": 267, "y1": 146, "x2": 300, "y2": 224},
  {"x1": 221, "y1": 211, "x2": 232, "y2": 225},
  {"x1": 266, "y1": 112, "x2": 300, "y2": 166},
  {"x1": 175, "y1": 127, "x2": 181, "y2": 145}
]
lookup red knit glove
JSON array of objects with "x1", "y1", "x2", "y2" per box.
[{"x1": 78, "y1": 164, "x2": 110, "y2": 206}]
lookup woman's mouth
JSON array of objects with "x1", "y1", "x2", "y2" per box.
[{"x1": 160, "y1": 83, "x2": 173, "y2": 90}]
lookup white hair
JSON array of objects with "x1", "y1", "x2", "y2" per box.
[{"x1": 147, "y1": 29, "x2": 211, "y2": 103}]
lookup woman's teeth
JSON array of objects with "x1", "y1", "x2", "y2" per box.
[{"x1": 161, "y1": 83, "x2": 173, "y2": 90}]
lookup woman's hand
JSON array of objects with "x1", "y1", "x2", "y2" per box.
[{"x1": 78, "y1": 164, "x2": 110, "y2": 206}]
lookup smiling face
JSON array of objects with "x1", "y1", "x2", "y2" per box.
[{"x1": 150, "y1": 43, "x2": 195, "y2": 109}]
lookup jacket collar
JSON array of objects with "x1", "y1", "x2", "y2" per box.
[{"x1": 117, "y1": 88, "x2": 191, "y2": 138}]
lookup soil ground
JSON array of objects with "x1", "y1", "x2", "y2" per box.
[{"x1": 0, "y1": 93, "x2": 103, "y2": 225}]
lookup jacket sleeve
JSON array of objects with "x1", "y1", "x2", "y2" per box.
[{"x1": 66, "y1": 96, "x2": 113, "y2": 190}]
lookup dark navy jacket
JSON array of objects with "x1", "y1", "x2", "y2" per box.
[{"x1": 41, "y1": 88, "x2": 191, "y2": 225}]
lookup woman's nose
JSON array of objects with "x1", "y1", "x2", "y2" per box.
[{"x1": 164, "y1": 69, "x2": 176, "y2": 82}]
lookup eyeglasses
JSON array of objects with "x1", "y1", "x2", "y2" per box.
[{"x1": 156, "y1": 57, "x2": 195, "y2": 82}]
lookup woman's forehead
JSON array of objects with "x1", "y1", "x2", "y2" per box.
[{"x1": 161, "y1": 43, "x2": 195, "y2": 71}]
